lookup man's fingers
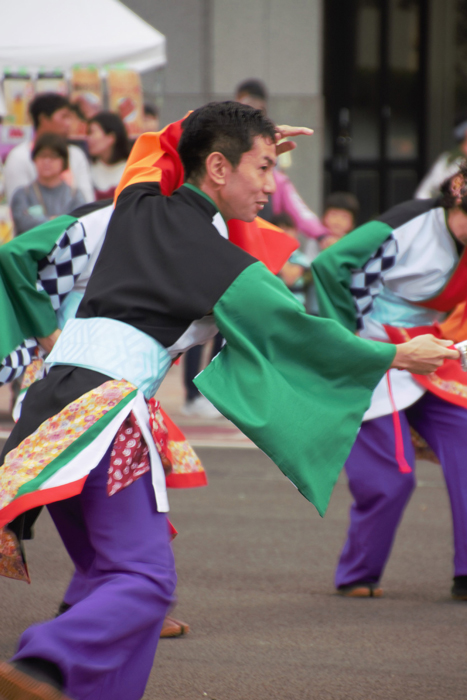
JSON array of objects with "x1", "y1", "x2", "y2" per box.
[
  {"x1": 276, "y1": 141, "x2": 296, "y2": 156},
  {"x1": 429, "y1": 337, "x2": 460, "y2": 358},
  {"x1": 275, "y1": 125, "x2": 314, "y2": 140},
  {"x1": 443, "y1": 347, "x2": 460, "y2": 359},
  {"x1": 434, "y1": 338, "x2": 455, "y2": 346}
]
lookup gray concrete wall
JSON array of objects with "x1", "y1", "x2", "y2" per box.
[
  {"x1": 123, "y1": 0, "x2": 324, "y2": 213},
  {"x1": 426, "y1": 0, "x2": 457, "y2": 167}
]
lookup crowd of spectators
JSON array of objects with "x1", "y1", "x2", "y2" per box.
[{"x1": 2, "y1": 93, "x2": 160, "y2": 236}]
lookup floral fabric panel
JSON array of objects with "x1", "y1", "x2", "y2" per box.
[
  {"x1": 0, "y1": 379, "x2": 136, "y2": 511},
  {"x1": 168, "y1": 440, "x2": 204, "y2": 477},
  {"x1": 0, "y1": 527, "x2": 30, "y2": 583}
]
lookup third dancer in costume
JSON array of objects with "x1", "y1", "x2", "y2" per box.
[{"x1": 312, "y1": 169, "x2": 467, "y2": 600}]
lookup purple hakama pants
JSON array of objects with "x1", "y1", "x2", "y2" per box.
[
  {"x1": 335, "y1": 391, "x2": 467, "y2": 588},
  {"x1": 12, "y1": 447, "x2": 177, "y2": 700}
]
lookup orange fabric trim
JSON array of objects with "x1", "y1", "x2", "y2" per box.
[
  {"x1": 439, "y1": 302, "x2": 467, "y2": 344},
  {"x1": 114, "y1": 117, "x2": 187, "y2": 201}
]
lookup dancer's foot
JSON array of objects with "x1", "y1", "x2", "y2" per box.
[
  {"x1": 0, "y1": 659, "x2": 70, "y2": 700},
  {"x1": 337, "y1": 582, "x2": 383, "y2": 598},
  {"x1": 451, "y1": 575, "x2": 467, "y2": 600},
  {"x1": 160, "y1": 615, "x2": 190, "y2": 638}
]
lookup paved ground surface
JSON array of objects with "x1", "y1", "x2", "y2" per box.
[{"x1": 1, "y1": 366, "x2": 467, "y2": 699}]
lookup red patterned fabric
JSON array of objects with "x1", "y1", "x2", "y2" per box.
[
  {"x1": 107, "y1": 399, "x2": 206, "y2": 496},
  {"x1": 107, "y1": 413, "x2": 150, "y2": 496}
]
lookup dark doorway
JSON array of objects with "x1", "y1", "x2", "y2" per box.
[{"x1": 324, "y1": 0, "x2": 428, "y2": 223}]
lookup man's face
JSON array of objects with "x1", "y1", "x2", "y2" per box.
[
  {"x1": 217, "y1": 136, "x2": 276, "y2": 222},
  {"x1": 38, "y1": 107, "x2": 73, "y2": 137}
]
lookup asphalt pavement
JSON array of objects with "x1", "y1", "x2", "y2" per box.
[{"x1": 1, "y1": 440, "x2": 466, "y2": 700}]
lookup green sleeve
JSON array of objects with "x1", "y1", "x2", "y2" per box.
[
  {"x1": 195, "y1": 261, "x2": 395, "y2": 516},
  {"x1": 0, "y1": 215, "x2": 76, "y2": 360},
  {"x1": 311, "y1": 220, "x2": 393, "y2": 332}
]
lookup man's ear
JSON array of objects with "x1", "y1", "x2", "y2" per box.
[{"x1": 205, "y1": 151, "x2": 230, "y2": 187}]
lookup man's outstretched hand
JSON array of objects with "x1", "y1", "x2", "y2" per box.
[
  {"x1": 391, "y1": 334, "x2": 459, "y2": 374},
  {"x1": 275, "y1": 125, "x2": 314, "y2": 156}
]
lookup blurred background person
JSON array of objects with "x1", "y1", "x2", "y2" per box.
[
  {"x1": 235, "y1": 78, "x2": 330, "y2": 240},
  {"x1": 10, "y1": 133, "x2": 85, "y2": 235},
  {"x1": 415, "y1": 111, "x2": 467, "y2": 199},
  {"x1": 4, "y1": 92, "x2": 94, "y2": 205},
  {"x1": 87, "y1": 111, "x2": 132, "y2": 200},
  {"x1": 273, "y1": 212, "x2": 311, "y2": 307},
  {"x1": 182, "y1": 336, "x2": 224, "y2": 418},
  {"x1": 307, "y1": 191, "x2": 359, "y2": 315},
  {"x1": 143, "y1": 101, "x2": 160, "y2": 132},
  {"x1": 318, "y1": 191, "x2": 360, "y2": 249}
]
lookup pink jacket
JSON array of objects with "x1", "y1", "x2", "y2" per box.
[{"x1": 272, "y1": 170, "x2": 329, "y2": 239}]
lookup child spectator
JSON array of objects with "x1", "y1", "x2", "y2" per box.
[
  {"x1": 319, "y1": 191, "x2": 360, "y2": 249},
  {"x1": 273, "y1": 213, "x2": 311, "y2": 307},
  {"x1": 11, "y1": 133, "x2": 85, "y2": 235}
]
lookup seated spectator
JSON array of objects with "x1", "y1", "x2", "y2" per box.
[
  {"x1": 319, "y1": 191, "x2": 360, "y2": 248},
  {"x1": 87, "y1": 111, "x2": 132, "y2": 200},
  {"x1": 4, "y1": 92, "x2": 94, "y2": 203},
  {"x1": 11, "y1": 133, "x2": 85, "y2": 235},
  {"x1": 143, "y1": 102, "x2": 160, "y2": 132},
  {"x1": 273, "y1": 213, "x2": 311, "y2": 306}
]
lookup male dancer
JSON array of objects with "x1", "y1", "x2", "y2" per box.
[
  {"x1": 0, "y1": 102, "x2": 456, "y2": 700},
  {"x1": 312, "y1": 169, "x2": 467, "y2": 599}
]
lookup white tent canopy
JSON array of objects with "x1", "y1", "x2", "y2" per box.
[{"x1": 0, "y1": 0, "x2": 166, "y2": 74}]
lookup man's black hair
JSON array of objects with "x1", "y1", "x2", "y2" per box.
[
  {"x1": 29, "y1": 93, "x2": 70, "y2": 129},
  {"x1": 32, "y1": 132, "x2": 69, "y2": 170},
  {"x1": 89, "y1": 111, "x2": 131, "y2": 164},
  {"x1": 178, "y1": 101, "x2": 276, "y2": 183},
  {"x1": 235, "y1": 79, "x2": 268, "y2": 101}
]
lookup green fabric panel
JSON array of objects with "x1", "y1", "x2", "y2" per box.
[
  {"x1": 14, "y1": 389, "x2": 137, "y2": 499},
  {"x1": 0, "y1": 215, "x2": 76, "y2": 360},
  {"x1": 311, "y1": 220, "x2": 393, "y2": 332},
  {"x1": 195, "y1": 262, "x2": 395, "y2": 516}
]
